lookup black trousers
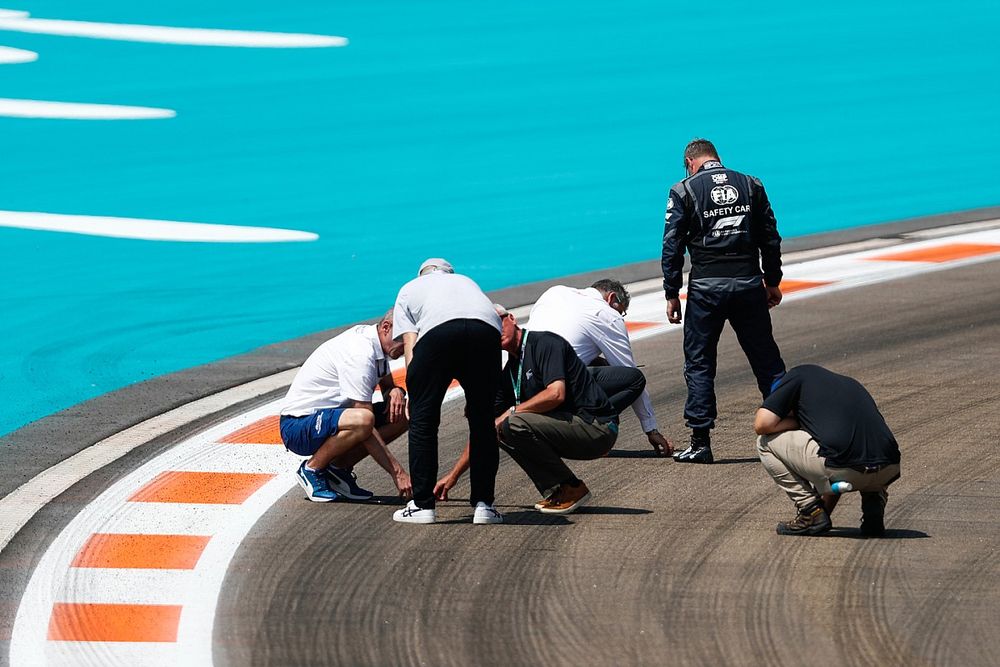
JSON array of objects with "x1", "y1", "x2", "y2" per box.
[
  {"x1": 587, "y1": 365, "x2": 646, "y2": 415},
  {"x1": 406, "y1": 319, "x2": 501, "y2": 509},
  {"x1": 683, "y1": 286, "x2": 785, "y2": 430}
]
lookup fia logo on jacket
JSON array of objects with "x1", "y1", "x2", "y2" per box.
[{"x1": 710, "y1": 185, "x2": 739, "y2": 206}]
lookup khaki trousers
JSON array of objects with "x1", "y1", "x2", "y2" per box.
[
  {"x1": 757, "y1": 430, "x2": 900, "y2": 510},
  {"x1": 499, "y1": 411, "x2": 617, "y2": 494}
]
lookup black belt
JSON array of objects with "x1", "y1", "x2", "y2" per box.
[{"x1": 847, "y1": 463, "x2": 891, "y2": 474}]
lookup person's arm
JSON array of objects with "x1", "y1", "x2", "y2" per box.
[
  {"x1": 662, "y1": 184, "x2": 691, "y2": 323},
  {"x1": 750, "y1": 176, "x2": 783, "y2": 308},
  {"x1": 348, "y1": 400, "x2": 410, "y2": 497},
  {"x1": 402, "y1": 332, "x2": 417, "y2": 368},
  {"x1": 753, "y1": 407, "x2": 800, "y2": 435},
  {"x1": 363, "y1": 420, "x2": 412, "y2": 499},
  {"x1": 377, "y1": 373, "x2": 406, "y2": 423},
  {"x1": 435, "y1": 443, "x2": 470, "y2": 500},
  {"x1": 391, "y1": 292, "x2": 419, "y2": 365},
  {"x1": 513, "y1": 380, "x2": 565, "y2": 415}
]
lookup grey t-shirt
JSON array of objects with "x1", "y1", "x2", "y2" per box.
[{"x1": 392, "y1": 271, "x2": 500, "y2": 343}]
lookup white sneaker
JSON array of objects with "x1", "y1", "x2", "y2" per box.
[
  {"x1": 473, "y1": 501, "x2": 503, "y2": 524},
  {"x1": 393, "y1": 500, "x2": 436, "y2": 524}
]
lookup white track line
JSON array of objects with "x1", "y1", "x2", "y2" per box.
[
  {"x1": 0, "y1": 98, "x2": 175, "y2": 119},
  {"x1": 0, "y1": 44, "x2": 35, "y2": 63},
  {"x1": 0, "y1": 14, "x2": 347, "y2": 48},
  {"x1": 0, "y1": 211, "x2": 319, "y2": 242},
  {"x1": 8, "y1": 226, "x2": 1000, "y2": 666},
  {"x1": 0, "y1": 369, "x2": 297, "y2": 554}
]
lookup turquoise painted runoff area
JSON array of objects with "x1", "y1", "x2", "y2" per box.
[{"x1": 0, "y1": 1, "x2": 998, "y2": 437}]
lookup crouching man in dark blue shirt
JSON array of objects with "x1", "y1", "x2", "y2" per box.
[{"x1": 754, "y1": 365, "x2": 901, "y2": 537}]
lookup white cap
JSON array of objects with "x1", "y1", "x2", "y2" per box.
[{"x1": 418, "y1": 257, "x2": 454, "y2": 276}]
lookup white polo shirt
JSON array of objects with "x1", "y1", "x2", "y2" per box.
[
  {"x1": 527, "y1": 285, "x2": 658, "y2": 432},
  {"x1": 280, "y1": 325, "x2": 390, "y2": 417},
  {"x1": 393, "y1": 271, "x2": 500, "y2": 343}
]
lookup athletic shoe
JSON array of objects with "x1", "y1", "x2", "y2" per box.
[
  {"x1": 539, "y1": 481, "x2": 591, "y2": 515},
  {"x1": 673, "y1": 444, "x2": 714, "y2": 464},
  {"x1": 473, "y1": 502, "x2": 503, "y2": 524},
  {"x1": 393, "y1": 500, "x2": 436, "y2": 524},
  {"x1": 533, "y1": 485, "x2": 560, "y2": 510},
  {"x1": 324, "y1": 464, "x2": 374, "y2": 501},
  {"x1": 296, "y1": 462, "x2": 340, "y2": 503},
  {"x1": 674, "y1": 430, "x2": 713, "y2": 464},
  {"x1": 776, "y1": 503, "x2": 832, "y2": 536},
  {"x1": 860, "y1": 492, "x2": 886, "y2": 537}
]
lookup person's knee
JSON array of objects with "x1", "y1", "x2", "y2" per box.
[
  {"x1": 631, "y1": 369, "x2": 646, "y2": 392},
  {"x1": 502, "y1": 414, "x2": 533, "y2": 444},
  {"x1": 346, "y1": 409, "x2": 375, "y2": 439},
  {"x1": 756, "y1": 434, "x2": 770, "y2": 454}
]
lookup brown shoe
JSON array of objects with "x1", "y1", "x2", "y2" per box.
[
  {"x1": 539, "y1": 481, "x2": 591, "y2": 515},
  {"x1": 776, "y1": 503, "x2": 832, "y2": 536},
  {"x1": 533, "y1": 485, "x2": 560, "y2": 510}
]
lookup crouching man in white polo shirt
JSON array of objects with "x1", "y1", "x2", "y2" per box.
[
  {"x1": 527, "y1": 279, "x2": 673, "y2": 455},
  {"x1": 279, "y1": 310, "x2": 412, "y2": 502}
]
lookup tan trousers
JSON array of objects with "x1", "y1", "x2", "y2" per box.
[
  {"x1": 500, "y1": 411, "x2": 617, "y2": 494},
  {"x1": 757, "y1": 430, "x2": 900, "y2": 511}
]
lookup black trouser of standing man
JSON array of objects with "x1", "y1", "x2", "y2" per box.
[
  {"x1": 405, "y1": 319, "x2": 501, "y2": 509},
  {"x1": 681, "y1": 285, "x2": 785, "y2": 461}
]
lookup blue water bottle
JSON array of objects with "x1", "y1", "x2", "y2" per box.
[{"x1": 830, "y1": 481, "x2": 853, "y2": 494}]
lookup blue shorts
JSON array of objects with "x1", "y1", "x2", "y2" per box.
[{"x1": 279, "y1": 403, "x2": 391, "y2": 457}]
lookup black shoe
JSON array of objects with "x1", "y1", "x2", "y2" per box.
[
  {"x1": 673, "y1": 444, "x2": 714, "y2": 464},
  {"x1": 674, "y1": 430, "x2": 713, "y2": 463},
  {"x1": 860, "y1": 492, "x2": 886, "y2": 537},
  {"x1": 776, "y1": 503, "x2": 832, "y2": 536}
]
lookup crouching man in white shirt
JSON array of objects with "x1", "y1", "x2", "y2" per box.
[
  {"x1": 279, "y1": 310, "x2": 412, "y2": 502},
  {"x1": 526, "y1": 279, "x2": 674, "y2": 456}
]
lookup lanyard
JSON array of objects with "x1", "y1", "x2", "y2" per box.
[{"x1": 509, "y1": 331, "x2": 529, "y2": 405}]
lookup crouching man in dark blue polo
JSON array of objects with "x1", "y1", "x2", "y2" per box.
[{"x1": 754, "y1": 364, "x2": 901, "y2": 536}]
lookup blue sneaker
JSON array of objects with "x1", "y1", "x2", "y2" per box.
[
  {"x1": 296, "y1": 462, "x2": 339, "y2": 502},
  {"x1": 324, "y1": 465, "x2": 374, "y2": 501}
]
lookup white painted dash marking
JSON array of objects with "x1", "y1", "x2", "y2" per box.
[
  {"x1": 0, "y1": 98, "x2": 174, "y2": 119},
  {"x1": 0, "y1": 45, "x2": 36, "y2": 63},
  {"x1": 0, "y1": 211, "x2": 319, "y2": 243},
  {"x1": 0, "y1": 15, "x2": 348, "y2": 48}
]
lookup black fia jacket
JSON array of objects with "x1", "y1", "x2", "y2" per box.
[{"x1": 661, "y1": 160, "x2": 782, "y2": 298}]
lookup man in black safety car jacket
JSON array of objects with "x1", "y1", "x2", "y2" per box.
[{"x1": 661, "y1": 138, "x2": 786, "y2": 464}]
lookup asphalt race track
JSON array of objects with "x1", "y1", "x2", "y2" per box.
[{"x1": 213, "y1": 259, "x2": 1000, "y2": 666}]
